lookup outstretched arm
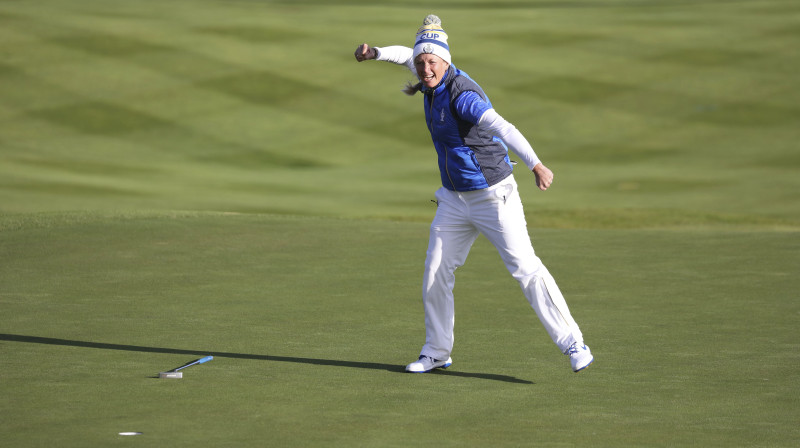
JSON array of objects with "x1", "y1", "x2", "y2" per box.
[{"x1": 353, "y1": 44, "x2": 415, "y2": 72}]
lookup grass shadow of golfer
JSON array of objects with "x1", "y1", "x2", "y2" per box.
[{"x1": 0, "y1": 333, "x2": 534, "y2": 384}]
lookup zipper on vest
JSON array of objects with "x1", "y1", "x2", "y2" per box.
[{"x1": 428, "y1": 89, "x2": 456, "y2": 190}]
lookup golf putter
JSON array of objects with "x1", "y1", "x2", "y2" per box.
[{"x1": 158, "y1": 356, "x2": 213, "y2": 379}]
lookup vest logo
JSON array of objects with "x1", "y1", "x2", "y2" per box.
[{"x1": 440, "y1": 108, "x2": 446, "y2": 122}]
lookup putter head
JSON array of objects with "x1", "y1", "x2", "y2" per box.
[{"x1": 158, "y1": 371, "x2": 183, "y2": 379}]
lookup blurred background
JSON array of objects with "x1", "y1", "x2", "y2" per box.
[{"x1": 1, "y1": 0, "x2": 797, "y2": 229}]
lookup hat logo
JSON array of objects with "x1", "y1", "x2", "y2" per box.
[{"x1": 423, "y1": 43, "x2": 434, "y2": 54}]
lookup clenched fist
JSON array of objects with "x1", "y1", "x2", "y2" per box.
[
  {"x1": 533, "y1": 163, "x2": 554, "y2": 191},
  {"x1": 354, "y1": 43, "x2": 377, "y2": 62}
]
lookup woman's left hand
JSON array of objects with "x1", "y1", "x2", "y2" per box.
[{"x1": 533, "y1": 163, "x2": 553, "y2": 191}]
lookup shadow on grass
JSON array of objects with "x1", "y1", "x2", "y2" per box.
[{"x1": 0, "y1": 333, "x2": 534, "y2": 384}]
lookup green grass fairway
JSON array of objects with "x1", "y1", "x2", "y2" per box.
[
  {"x1": 2, "y1": 212, "x2": 798, "y2": 447},
  {"x1": 1, "y1": 0, "x2": 799, "y2": 447}
]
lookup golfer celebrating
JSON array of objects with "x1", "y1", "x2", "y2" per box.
[{"x1": 354, "y1": 15, "x2": 593, "y2": 373}]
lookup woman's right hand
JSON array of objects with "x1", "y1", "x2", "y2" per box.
[{"x1": 354, "y1": 43, "x2": 377, "y2": 62}]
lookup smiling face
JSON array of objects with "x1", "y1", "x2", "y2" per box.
[{"x1": 414, "y1": 53, "x2": 449, "y2": 89}]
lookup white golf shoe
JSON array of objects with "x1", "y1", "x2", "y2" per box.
[
  {"x1": 567, "y1": 342, "x2": 594, "y2": 372},
  {"x1": 405, "y1": 355, "x2": 453, "y2": 373}
]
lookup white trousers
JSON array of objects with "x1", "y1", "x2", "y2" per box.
[{"x1": 420, "y1": 174, "x2": 584, "y2": 360}]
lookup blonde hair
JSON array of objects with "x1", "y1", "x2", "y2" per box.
[{"x1": 403, "y1": 81, "x2": 422, "y2": 96}]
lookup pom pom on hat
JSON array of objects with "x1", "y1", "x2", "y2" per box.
[
  {"x1": 422, "y1": 14, "x2": 441, "y2": 26},
  {"x1": 413, "y1": 14, "x2": 451, "y2": 65}
]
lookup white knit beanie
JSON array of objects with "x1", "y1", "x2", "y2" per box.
[{"x1": 412, "y1": 14, "x2": 451, "y2": 65}]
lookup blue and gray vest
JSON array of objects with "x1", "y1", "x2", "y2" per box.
[{"x1": 422, "y1": 65, "x2": 513, "y2": 192}]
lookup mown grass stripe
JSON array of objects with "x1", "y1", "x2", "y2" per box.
[
  {"x1": 195, "y1": 25, "x2": 309, "y2": 43},
  {"x1": 50, "y1": 32, "x2": 173, "y2": 57},
  {"x1": 29, "y1": 101, "x2": 173, "y2": 135}
]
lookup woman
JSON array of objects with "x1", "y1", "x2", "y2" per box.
[{"x1": 354, "y1": 15, "x2": 593, "y2": 373}]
